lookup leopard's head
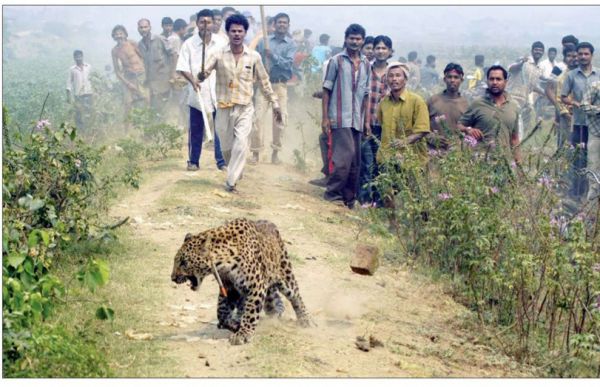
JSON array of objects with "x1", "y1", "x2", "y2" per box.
[{"x1": 171, "y1": 233, "x2": 214, "y2": 291}]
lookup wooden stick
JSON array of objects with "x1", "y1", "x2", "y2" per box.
[
  {"x1": 259, "y1": 5, "x2": 270, "y2": 74},
  {"x1": 211, "y1": 261, "x2": 228, "y2": 297}
]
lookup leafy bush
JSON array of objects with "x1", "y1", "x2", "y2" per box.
[
  {"x1": 368, "y1": 121, "x2": 600, "y2": 376},
  {"x1": 127, "y1": 108, "x2": 182, "y2": 160},
  {"x1": 2, "y1": 111, "x2": 119, "y2": 376}
]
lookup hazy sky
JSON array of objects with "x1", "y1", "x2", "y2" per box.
[{"x1": 3, "y1": 4, "x2": 600, "y2": 67}]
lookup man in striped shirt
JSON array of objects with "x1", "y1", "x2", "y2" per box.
[{"x1": 322, "y1": 23, "x2": 371, "y2": 209}]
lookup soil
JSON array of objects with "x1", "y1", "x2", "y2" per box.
[{"x1": 107, "y1": 142, "x2": 534, "y2": 377}]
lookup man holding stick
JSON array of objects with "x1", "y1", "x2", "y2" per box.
[
  {"x1": 199, "y1": 13, "x2": 282, "y2": 192},
  {"x1": 250, "y1": 12, "x2": 297, "y2": 165},
  {"x1": 176, "y1": 9, "x2": 227, "y2": 171}
]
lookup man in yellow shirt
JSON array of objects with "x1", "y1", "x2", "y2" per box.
[{"x1": 376, "y1": 62, "x2": 431, "y2": 167}]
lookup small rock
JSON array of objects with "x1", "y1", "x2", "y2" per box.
[
  {"x1": 430, "y1": 335, "x2": 439, "y2": 343},
  {"x1": 205, "y1": 360, "x2": 210, "y2": 367},
  {"x1": 198, "y1": 353, "x2": 206, "y2": 359},
  {"x1": 355, "y1": 336, "x2": 370, "y2": 352}
]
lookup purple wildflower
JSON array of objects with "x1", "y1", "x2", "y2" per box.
[
  {"x1": 537, "y1": 175, "x2": 553, "y2": 188},
  {"x1": 463, "y1": 135, "x2": 478, "y2": 148},
  {"x1": 434, "y1": 114, "x2": 447, "y2": 124},
  {"x1": 35, "y1": 119, "x2": 50, "y2": 131},
  {"x1": 491, "y1": 186, "x2": 499, "y2": 194},
  {"x1": 437, "y1": 192, "x2": 452, "y2": 201},
  {"x1": 428, "y1": 149, "x2": 440, "y2": 157}
]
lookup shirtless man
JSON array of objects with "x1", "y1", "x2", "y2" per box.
[{"x1": 111, "y1": 24, "x2": 148, "y2": 118}]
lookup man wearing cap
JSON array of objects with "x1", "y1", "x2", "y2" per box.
[
  {"x1": 376, "y1": 61, "x2": 430, "y2": 167},
  {"x1": 251, "y1": 12, "x2": 297, "y2": 165},
  {"x1": 322, "y1": 23, "x2": 371, "y2": 209}
]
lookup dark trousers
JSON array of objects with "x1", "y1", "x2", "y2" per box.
[
  {"x1": 319, "y1": 132, "x2": 330, "y2": 176},
  {"x1": 74, "y1": 94, "x2": 93, "y2": 130},
  {"x1": 358, "y1": 125, "x2": 382, "y2": 204},
  {"x1": 324, "y1": 127, "x2": 361, "y2": 205},
  {"x1": 188, "y1": 108, "x2": 226, "y2": 168},
  {"x1": 569, "y1": 125, "x2": 589, "y2": 199}
]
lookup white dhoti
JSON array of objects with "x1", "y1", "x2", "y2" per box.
[{"x1": 215, "y1": 103, "x2": 254, "y2": 187}]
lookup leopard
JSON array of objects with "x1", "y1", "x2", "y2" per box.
[{"x1": 171, "y1": 218, "x2": 312, "y2": 345}]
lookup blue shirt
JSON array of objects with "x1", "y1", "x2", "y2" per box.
[
  {"x1": 311, "y1": 45, "x2": 332, "y2": 72},
  {"x1": 257, "y1": 34, "x2": 296, "y2": 83},
  {"x1": 561, "y1": 66, "x2": 600, "y2": 125},
  {"x1": 323, "y1": 49, "x2": 371, "y2": 130}
]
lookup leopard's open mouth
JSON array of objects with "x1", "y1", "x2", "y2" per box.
[{"x1": 187, "y1": 275, "x2": 199, "y2": 291}]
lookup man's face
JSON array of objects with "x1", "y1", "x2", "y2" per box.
[
  {"x1": 387, "y1": 67, "x2": 407, "y2": 93},
  {"x1": 444, "y1": 70, "x2": 463, "y2": 93},
  {"x1": 138, "y1": 20, "x2": 151, "y2": 38},
  {"x1": 227, "y1": 23, "x2": 247, "y2": 46},
  {"x1": 162, "y1": 23, "x2": 173, "y2": 36},
  {"x1": 274, "y1": 17, "x2": 289, "y2": 35},
  {"x1": 487, "y1": 69, "x2": 507, "y2": 96},
  {"x1": 361, "y1": 43, "x2": 374, "y2": 60},
  {"x1": 345, "y1": 34, "x2": 364, "y2": 53},
  {"x1": 577, "y1": 48, "x2": 593, "y2": 67},
  {"x1": 548, "y1": 50, "x2": 557, "y2": 62},
  {"x1": 213, "y1": 16, "x2": 223, "y2": 32},
  {"x1": 196, "y1": 16, "x2": 214, "y2": 36},
  {"x1": 112, "y1": 29, "x2": 126, "y2": 43},
  {"x1": 373, "y1": 41, "x2": 391, "y2": 62},
  {"x1": 531, "y1": 46, "x2": 544, "y2": 62},
  {"x1": 565, "y1": 51, "x2": 578, "y2": 69},
  {"x1": 74, "y1": 53, "x2": 83, "y2": 65}
]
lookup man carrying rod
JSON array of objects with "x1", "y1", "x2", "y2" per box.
[
  {"x1": 250, "y1": 10, "x2": 296, "y2": 165},
  {"x1": 176, "y1": 9, "x2": 228, "y2": 172},
  {"x1": 199, "y1": 13, "x2": 282, "y2": 192}
]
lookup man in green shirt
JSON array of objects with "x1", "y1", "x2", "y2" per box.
[
  {"x1": 376, "y1": 61, "x2": 431, "y2": 166},
  {"x1": 457, "y1": 65, "x2": 522, "y2": 164}
]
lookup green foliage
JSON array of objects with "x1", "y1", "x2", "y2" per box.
[
  {"x1": 2, "y1": 110, "x2": 122, "y2": 376},
  {"x1": 368, "y1": 125, "x2": 600, "y2": 376},
  {"x1": 3, "y1": 324, "x2": 112, "y2": 377},
  {"x1": 128, "y1": 108, "x2": 182, "y2": 160}
]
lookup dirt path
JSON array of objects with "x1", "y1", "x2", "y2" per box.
[{"x1": 107, "y1": 147, "x2": 534, "y2": 377}]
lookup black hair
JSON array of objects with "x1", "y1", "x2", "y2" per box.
[
  {"x1": 197, "y1": 9, "x2": 214, "y2": 21},
  {"x1": 398, "y1": 56, "x2": 407, "y2": 63},
  {"x1": 548, "y1": 47, "x2": 557, "y2": 54},
  {"x1": 111, "y1": 24, "x2": 128, "y2": 38},
  {"x1": 212, "y1": 9, "x2": 222, "y2": 17},
  {"x1": 563, "y1": 46, "x2": 576, "y2": 58},
  {"x1": 443, "y1": 62, "x2": 464, "y2": 76},
  {"x1": 173, "y1": 19, "x2": 187, "y2": 32},
  {"x1": 304, "y1": 28, "x2": 312, "y2": 37},
  {"x1": 344, "y1": 23, "x2": 365, "y2": 39},
  {"x1": 226, "y1": 13, "x2": 249, "y2": 32},
  {"x1": 532, "y1": 41, "x2": 545, "y2": 50},
  {"x1": 162, "y1": 17, "x2": 173, "y2": 25},
  {"x1": 221, "y1": 6, "x2": 236, "y2": 15},
  {"x1": 373, "y1": 35, "x2": 392, "y2": 49},
  {"x1": 487, "y1": 65, "x2": 508, "y2": 80},
  {"x1": 273, "y1": 12, "x2": 290, "y2": 23},
  {"x1": 576, "y1": 41, "x2": 595, "y2": 54},
  {"x1": 562, "y1": 34, "x2": 579, "y2": 46},
  {"x1": 426, "y1": 55, "x2": 435, "y2": 64},
  {"x1": 319, "y1": 33, "x2": 330, "y2": 45},
  {"x1": 475, "y1": 54, "x2": 484, "y2": 66},
  {"x1": 73, "y1": 49, "x2": 83, "y2": 57},
  {"x1": 363, "y1": 36, "x2": 374, "y2": 46},
  {"x1": 407, "y1": 51, "x2": 418, "y2": 61}
]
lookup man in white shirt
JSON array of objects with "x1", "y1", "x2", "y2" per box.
[
  {"x1": 66, "y1": 49, "x2": 93, "y2": 130},
  {"x1": 540, "y1": 47, "x2": 567, "y2": 79},
  {"x1": 176, "y1": 9, "x2": 228, "y2": 171}
]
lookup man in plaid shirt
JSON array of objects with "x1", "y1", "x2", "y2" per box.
[
  {"x1": 358, "y1": 35, "x2": 393, "y2": 205},
  {"x1": 199, "y1": 13, "x2": 281, "y2": 192}
]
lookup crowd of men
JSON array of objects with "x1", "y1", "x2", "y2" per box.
[{"x1": 66, "y1": 7, "x2": 600, "y2": 212}]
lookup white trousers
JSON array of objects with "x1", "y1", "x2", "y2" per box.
[{"x1": 215, "y1": 104, "x2": 254, "y2": 187}]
